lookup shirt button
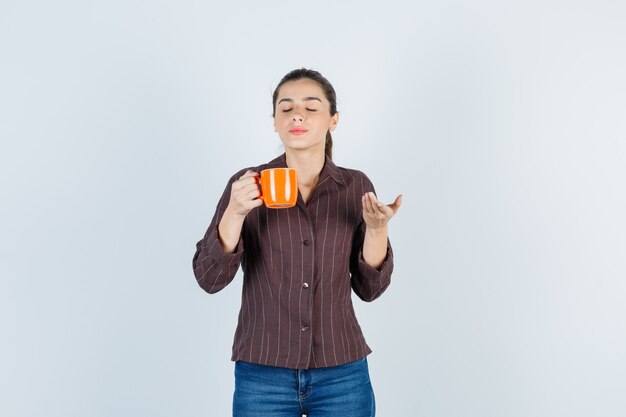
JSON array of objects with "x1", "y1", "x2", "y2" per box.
[
  {"x1": 302, "y1": 282, "x2": 309, "y2": 288},
  {"x1": 303, "y1": 239, "x2": 312, "y2": 246},
  {"x1": 301, "y1": 325, "x2": 309, "y2": 332}
]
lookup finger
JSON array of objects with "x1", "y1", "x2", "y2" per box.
[
  {"x1": 234, "y1": 177, "x2": 259, "y2": 191},
  {"x1": 362, "y1": 194, "x2": 373, "y2": 214},
  {"x1": 240, "y1": 199, "x2": 263, "y2": 213},
  {"x1": 367, "y1": 192, "x2": 383, "y2": 212},
  {"x1": 375, "y1": 200, "x2": 392, "y2": 216},
  {"x1": 366, "y1": 193, "x2": 377, "y2": 213},
  {"x1": 239, "y1": 170, "x2": 258, "y2": 180},
  {"x1": 241, "y1": 176, "x2": 259, "y2": 186},
  {"x1": 368, "y1": 192, "x2": 385, "y2": 215},
  {"x1": 246, "y1": 189, "x2": 261, "y2": 200},
  {"x1": 239, "y1": 182, "x2": 261, "y2": 194}
]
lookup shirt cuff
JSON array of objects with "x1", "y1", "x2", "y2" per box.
[
  {"x1": 357, "y1": 242, "x2": 393, "y2": 279},
  {"x1": 204, "y1": 228, "x2": 244, "y2": 268}
]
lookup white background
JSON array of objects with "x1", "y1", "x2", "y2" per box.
[{"x1": 1, "y1": 0, "x2": 625, "y2": 416}]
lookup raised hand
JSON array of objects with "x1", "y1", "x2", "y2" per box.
[{"x1": 361, "y1": 192, "x2": 402, "y2": 230}]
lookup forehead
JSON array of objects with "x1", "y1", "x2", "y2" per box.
[{"x1": 276, "y1": 79, "x2": 327, "y2": 103}]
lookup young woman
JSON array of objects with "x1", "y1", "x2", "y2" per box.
[{"x1": 193, "y1": 68, "x2": 402, "y2": 417}]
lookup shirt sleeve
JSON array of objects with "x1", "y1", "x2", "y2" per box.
[
  {"x1": 192, "y1": 170, "x2": 246, "y2": 294},
  {"x1": 349, "y1": 174, "x2": 394, "y2": 302}
]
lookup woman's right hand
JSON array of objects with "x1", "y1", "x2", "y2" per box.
[{"x1": 226, "y1": 170, "x2": 264, "y2": 217}]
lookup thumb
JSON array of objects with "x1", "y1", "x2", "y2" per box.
[{"x1": 388, "y1": 194, "x2": 403, "y2": 214}]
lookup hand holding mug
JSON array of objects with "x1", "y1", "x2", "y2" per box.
[
  {"x1": 227, "y1": 170, "x2": 264, "y2": 216},
  {"x1": 227, "y1": 168, "x2": 299, "y2": 217}
]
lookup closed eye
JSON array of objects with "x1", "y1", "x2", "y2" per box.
[{"x1": 281, "y1": 108, "x2": 318, "y2": 112}]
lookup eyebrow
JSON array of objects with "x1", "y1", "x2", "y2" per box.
[{"x1": 277, "y1": 97, "x2": 322, "y2": 105}]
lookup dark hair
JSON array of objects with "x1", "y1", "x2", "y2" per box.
[{"x1": 272, "y1": 68, "x2": 338, "y2": 160}]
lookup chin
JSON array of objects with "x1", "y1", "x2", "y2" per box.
[{"x1": 283, "y1": 139, "x2": 321, "y2": 148}]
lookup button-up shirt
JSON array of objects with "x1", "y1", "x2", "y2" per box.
[{"x1": 192, "y1": 153, "x2": 394, "y2": 369}]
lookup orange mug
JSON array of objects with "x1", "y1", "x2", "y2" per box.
[{"x1": 257, "y1": 168, "x2": 298, "y2": 208}]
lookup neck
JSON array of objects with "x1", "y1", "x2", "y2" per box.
[{"x1": 285, "y1": 148, "x2": 326, "y2": 186}]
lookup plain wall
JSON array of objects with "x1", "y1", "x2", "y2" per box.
[{"x1": 1, "y1": 0, "x2": 625, "y2": 416}]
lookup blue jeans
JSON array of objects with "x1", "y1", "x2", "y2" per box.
[{"x1": 233, "y1": 357, "x2": 376, "y2": 417}]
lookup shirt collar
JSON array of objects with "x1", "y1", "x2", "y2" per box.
[{"x1": 268, "y1": 153, "x2": 346, "y2": 185}]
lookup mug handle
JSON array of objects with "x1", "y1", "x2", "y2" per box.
[{"x1": 254, "y1": 173, "x2": 264, "y2": 202}]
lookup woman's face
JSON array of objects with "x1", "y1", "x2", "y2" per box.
[{"x1": 273, "y1": 78, "x2": 338, "y2": 154}]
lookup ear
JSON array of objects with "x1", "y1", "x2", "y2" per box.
[
  {"x1": 274, "y1": 118, "x2": 278, "y2": 132},
  {"x1": 329, "y1": 111, "x2": 339, "y2": 132}
]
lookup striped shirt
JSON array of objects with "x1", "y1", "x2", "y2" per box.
[{"x1": 192, "y1": 153, "x2": 394, "y2": 369}]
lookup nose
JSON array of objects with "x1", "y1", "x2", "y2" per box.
[{"x1": 292, "y1": 113, "x2": 303, "y2": 123}]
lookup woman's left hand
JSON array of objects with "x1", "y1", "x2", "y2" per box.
[{"x1": 361, "y1": 192, "x2": 403, "y2": 230}]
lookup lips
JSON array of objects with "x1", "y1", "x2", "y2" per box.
[{"x1": 289, "y1": 127, "x2": 308, "y2": 135}]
